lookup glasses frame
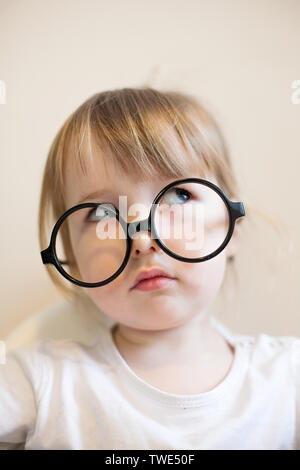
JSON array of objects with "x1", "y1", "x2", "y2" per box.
[{"x1": 40, "y1": 177, "x2": 245, "y2": 288}]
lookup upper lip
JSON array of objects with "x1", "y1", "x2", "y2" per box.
[{"x1": 130, "y1": 267, "x2": 175, "y2": 289}]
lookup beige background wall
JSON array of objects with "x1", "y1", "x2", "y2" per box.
[{"x1": 0, "y1": 0, "x2": 299, "y2": 339}]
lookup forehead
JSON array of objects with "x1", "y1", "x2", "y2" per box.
[
  {"x1": 64, "y1": 152, "x2": 170, "y2": 208},
  {"x1": 65, "y1": 150, "x2": 113, "y2": 192},
  {"x1": 64, "y1": 148, "x2": 219, "y2": 208}
]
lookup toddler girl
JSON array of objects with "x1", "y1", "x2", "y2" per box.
[{"x1": 0, "y1": 87, "x2": 299, "y2": 450}]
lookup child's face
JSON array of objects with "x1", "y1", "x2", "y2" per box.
[{"x1": 64, "y1": 152, "x2": 236, "y2": 333}]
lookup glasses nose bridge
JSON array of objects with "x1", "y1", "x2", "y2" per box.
[{"x1": 127, "y1": 211, "x2": 153, "y2": 239}]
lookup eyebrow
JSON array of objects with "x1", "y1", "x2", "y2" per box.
[{"x1": 76, "y1": 189, "x2": 118, "y2": 205}]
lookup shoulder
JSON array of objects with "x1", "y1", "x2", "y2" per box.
[
  {"x1": 232, "y1": 330, "x2": 300, "y2": 379},
  {"x1": 232, "y1": 330, "x2": 299, "y2": 353},
  {"x1": 233, "y1": 331, "x2": 299, "y2": 350},
  {"x1": 2, "y1": 336, "x2": 104, "y2": 399},
  {"x1": 211, "y1": 316, "x2": 299, "y2": 360},
  {"x1": 290, "y1": 337, "x2": 300, "y2": 386},
  {"x1": 5, "y1": 322, "x2": 112, "y2": 369},
  {"x1": 4, "y1": 336, "x2": 94, "y2": 377}
]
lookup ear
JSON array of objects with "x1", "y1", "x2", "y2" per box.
[{"x1": 225, "y1": 216, "x2": 243, "y2": 260}]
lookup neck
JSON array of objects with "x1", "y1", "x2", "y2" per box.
[{"x1": 112, "y1": 312, "x2": 230, "y2": 365}]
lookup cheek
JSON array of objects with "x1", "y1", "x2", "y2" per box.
[
  {"x1": 85, "y1": 272, "x2": 129, "y2": 316},
  {"x1": 179, "y1": 253, "x2": 227, "y2": 292}
]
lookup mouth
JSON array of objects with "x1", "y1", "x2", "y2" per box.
[
  {"x1": 130, "y1": 267, "x2": 176, "y2": 291},
  {"x1": 131, "y1": 276, "x2": 176, "y2": 292}
]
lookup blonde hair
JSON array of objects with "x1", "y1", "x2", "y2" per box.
[{"x1": 38, "y1": 87, "x2": 270, "y2": 304}]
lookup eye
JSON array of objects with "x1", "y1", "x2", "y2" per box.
[
  {"x1": 86, "y1": 204, "x2": 116, "y2": 222},
  {"x1": 161, "y1": 187, "x2": 192, "y2": 204}
]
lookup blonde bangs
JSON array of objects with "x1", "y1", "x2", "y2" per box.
[{"x1": 62, "y1": 88, "x2": 236, "y2": 192}]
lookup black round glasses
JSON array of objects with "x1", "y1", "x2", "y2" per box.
[{"x1": 40, "y1": 177, "x2": 245, "y2": 288}]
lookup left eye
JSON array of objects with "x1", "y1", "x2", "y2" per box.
[
  {"x1": 162, "y1": 188, "x2": 192, "y2": 204},
  {"x1": 86, "y1": 205, "x2": 116, "y2": 222}
]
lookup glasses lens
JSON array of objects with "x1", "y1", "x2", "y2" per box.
[
  {"x1": 154, "y1": 182, "x2": 230, "y2": 259},
  {"x1": 55, "y1": 204, "x2": 127, "y2": 284}
]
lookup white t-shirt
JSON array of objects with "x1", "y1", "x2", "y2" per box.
[{"x1": 0, "y1": 315, "x2": 299, "y2": 450}]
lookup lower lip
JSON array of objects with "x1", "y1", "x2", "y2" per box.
[{"x1": 132, "y1": 276, "x2": 175, "y2": 291}]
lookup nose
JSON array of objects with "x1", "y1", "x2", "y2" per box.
[
  {"x1": 128, "y1": 216, "x2": 161, "y2": 257},
  {"x1": 131, "y1": 232, "x2": 158, "y2": 256}
]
